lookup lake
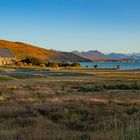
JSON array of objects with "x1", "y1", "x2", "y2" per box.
[{"x1": 80, "y1": 62, "x2": 140, "y2": 70}]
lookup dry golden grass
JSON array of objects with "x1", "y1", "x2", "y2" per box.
[
  {"x1": 0, "y1": 96, "x2": 5, "y2": 101},
  {"x1": 0, "y1": 40, "x2": 62, "y2": 61},
  {"x1": 89, "y1": 71, "x2": 140, "y2": 79},
  {"x1": 0, "y1": 40, "x2": 88, "y2": 62}
]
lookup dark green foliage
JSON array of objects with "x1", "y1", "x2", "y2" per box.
[
  {"x1": 45, "y1": 62, "x2": 58, "y2": 67},
  {"x1": 45, "y1": 62, "x2": 81, "y2": 68},
  {"x1": 78, "y1": 83, "x2": 140, "y2": 92},
  {"x1": 94, "y1": 65, "x2": 98, "y2": 68},
  {"x1": 58, "y1": 62, "x2": 70, "y2": 67},
  {"x1": 21, "y1": 57, "x2": 41, "y2": 65},
  {"x1": 71, "y1": 62, "x2": 81, "y2": 67}
]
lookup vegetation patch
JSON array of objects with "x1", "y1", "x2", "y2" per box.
[{"x1": 78, "y1": 83, "x2": 140, "y2": 92}]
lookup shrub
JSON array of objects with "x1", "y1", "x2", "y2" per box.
[
  {"x1": 23, "y1": 62, "x2": 27, "y2": 66},
  {"x1": 28, "y1": 63, "x2": 33, "y2": 67},
  {"x1": 94, "y1": 65, "x2": 98, "y2": 68},
  {"x1": 21, "y1": 57, "x2": 41, "y2": 65},
  {"x1": 16, "y1": 62, "x2": 24, "y2": 67},
  {"x1": 71, "y1": 62, "x2": 81, "y2": 67},
  {"x1": 58, "y1": 62, "x2": 70, "y2": 67},
  {"x1": 40, "y1": 64, "x2": 46, "y2": 68},
  {"x1": 78, "y1": 83, "x2": 140, "y2": 92},
  {"x1": 46, "y1": 62, "x2": 58, "y2": 67},
  {"x1": 78, "y1": 84, "x2": 104, "y2": 92}
]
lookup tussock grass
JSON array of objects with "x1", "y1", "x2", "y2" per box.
[{"x1": 0, "y1": 77, "x2": 139, "y2": 139}]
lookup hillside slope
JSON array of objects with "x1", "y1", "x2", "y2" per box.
[
  {"x1": 59, "y1": 52, "x2": 90, "y2": 62},
  {"x1": 0, "y1": 40, "x2": 88, "y2": 62}
]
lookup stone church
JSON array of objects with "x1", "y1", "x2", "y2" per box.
[{"x1": 0, "y1": 49, "x2": 16, "y2": 65}]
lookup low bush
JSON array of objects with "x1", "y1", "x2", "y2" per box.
[
  {"x1": 40, "y1": 64, "x2": 46, "y2": 68},
  {"x1": 58, "y1": 62, "x2": 70, "y2": 67},
  {"x1": 78, "y1": 83, "x2": 140, "y2": 92},
  {"x1": 71, "y1": 62, "x2": 81, "y2": 67},
  {"x1": 45, "y1": 62, "x2": 58, "y2": 67}
]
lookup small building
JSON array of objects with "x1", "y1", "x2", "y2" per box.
[{"x1": 0, "y1": 49, "x2": 16, "y2": 65}]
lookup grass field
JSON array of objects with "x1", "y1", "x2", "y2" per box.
[{"x1": 0, "y1": 71, "x2": 140, "y2": 140}]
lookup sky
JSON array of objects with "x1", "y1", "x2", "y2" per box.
[{"x1": 0, "y1": 0, "x2": 140, "y2": 53}]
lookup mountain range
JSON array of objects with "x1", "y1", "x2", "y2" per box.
[
  {"x1": 0, "y1": 40, "x2": 89, "y2": 62},
  {"x1": 72, "y1": 50, "x2": 140, "y2": 61},
  {"x1": 0, "y1": 40, "x2": 139, "y2": 62},
  {"x1": 72, "y1": 50, "x2": 106, "y2": 60}
]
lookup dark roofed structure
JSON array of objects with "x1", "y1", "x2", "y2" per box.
[
  {"x1": 0, "y1": 49, "x2": 15, "y2": 58},
  {"x1": 0, "y1": 49, "x2": 16, "y2": 65}
]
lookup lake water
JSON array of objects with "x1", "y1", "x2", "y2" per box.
[{"x1": 80, "y1": 62, "x2": 140, "y2": 70}]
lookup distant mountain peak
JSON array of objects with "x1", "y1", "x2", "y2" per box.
[
  {"x1": 72, "y1": 50, "x2": 140, "y2": 60},
  {"x1": 72, "y1": 50, "x2": 106, "y2": 60}
]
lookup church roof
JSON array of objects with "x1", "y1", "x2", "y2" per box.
[{"x1": 0, "y1": 49, "x2": 15, "y2": 58}]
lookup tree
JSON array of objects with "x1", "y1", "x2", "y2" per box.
[{"x1": 94, "y1": 65, "x2": 98, "y2": 69}]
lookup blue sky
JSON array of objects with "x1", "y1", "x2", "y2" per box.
[{"x1": 0, "y1": 0, "x2": 140, "y2": 53}]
